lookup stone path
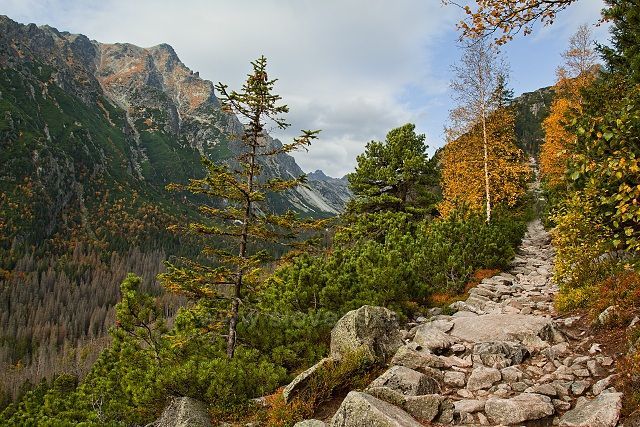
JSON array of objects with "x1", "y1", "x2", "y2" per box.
[{"x1": 296, "y1": 220, "x2": 624, "y2": 426}]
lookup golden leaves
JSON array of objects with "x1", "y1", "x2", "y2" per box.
[{"x1": 440, "y1": 108, "x2": 530, "y2": 217}]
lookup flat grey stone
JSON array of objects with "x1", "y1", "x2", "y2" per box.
[
  {"x1": 443, "y1": 371, "x2": 466, "y2": 387},
  {"x1": 485, "y1": 393, "x2": 554, "y2": 425},
  {"x1": 369, "y1": 365, "x2": 440, "y2": 396},
  {"x1": 390, "y1": 346, "x2": 445, "y2": 371},
  {"x1": 283, "y1": 357, "x2": 335, "y2": 403},
  {"x1": 294, "y1": 421, "x2": 327, "y2": 427},
  {"x1": 559, "y1": 392, "x2": 622, "y2": 427},
  {"x1": 156, "y1": 397, "x2": 212, "y2": 427},
  {"x1": 466, "y1": 366, "x2": 501, "y2": 391},
  {"x1": 450, "y1": 314, "x2": 556, "y2": 351},
  {"x1": 454, "y1": 399, "x2": 486, "y2": 414},
  {"x1": 330, "y1": 391, "x2": 422, "y2": 427},
  {"x1": 413, "y1": 324, "x2": 457, "y2": 352},
  {"x1": 403, "y1": 395, "x2": 446, "y2": 422}
]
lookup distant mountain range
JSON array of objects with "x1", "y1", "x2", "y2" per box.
[{"x1": 0, "y1": 15, "x2": 350, "y2": 250}]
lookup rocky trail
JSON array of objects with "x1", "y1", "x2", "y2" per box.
[
  {"x1": 292, "y1": 219, "x2": 624, "y2": 427},
  {"x1": 156, "y1": 219, "x2": 626, "y2": 427}
]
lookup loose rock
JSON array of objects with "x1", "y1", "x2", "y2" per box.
[
  {"x1": 330, "y1": 391, "x2": 422, "y2": 427},
  {"x1": 466, "y1": 366, "x2": 501, "y2": 391},
  {"x1": 485, "y1": 393, "x2": 554, "y2": 425}
]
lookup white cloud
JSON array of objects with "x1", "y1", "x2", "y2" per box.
[
  {"x1": 0, "y1": 0, "x2": 460, "y2": 177},
  {"x1": 0, "y1": 0, "x2": 611, "y2": 176}
]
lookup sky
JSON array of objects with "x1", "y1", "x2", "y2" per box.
[{"x1": 0, "y1": 0, "x2": 610, "y2": 177}]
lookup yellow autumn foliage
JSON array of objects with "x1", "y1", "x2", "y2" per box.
[
  {"x1": 440, "y1": 108, "x2": 531, "y2": 217},
  {"x1": 540, "y1": 71, "x2": 596, "y2": 189},
  {"x1": 539, "y1": 97, "x2": 573, "y2": 188}
]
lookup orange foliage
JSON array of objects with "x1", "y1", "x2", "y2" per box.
[
  {"x1": 591, "y1": 270, "x2": 640, "y2": 326},
  {"x1": 540, "y1": 97, "x2": 573, "y2": 188},
  {"x1": 540, "y1": 25, "x2": 598, "y2": 189},
  {"x1": 440, "y1": 108, "x2": 531, "y2": 217},
  {"x1": 449, "y1": 0, "x2": 577, "y2": 45}
]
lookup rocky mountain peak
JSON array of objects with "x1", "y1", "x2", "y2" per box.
[
  {"x1": 0, "y1": 15, "x2": 351, "y2": 217},
  {"x1": 308, "y1": 169, "x2": 330, "y2": 181}
]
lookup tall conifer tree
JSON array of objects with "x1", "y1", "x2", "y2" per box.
[{"x1": 161, "y1": 56, "x2": 319, "y2": 358}]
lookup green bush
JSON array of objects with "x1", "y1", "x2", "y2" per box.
[{"x1": 262, "y1": 209, "x2": 527, "y2": 314}]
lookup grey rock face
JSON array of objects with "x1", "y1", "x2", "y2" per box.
[
  {"x1": 450, "y1": 314, "x2": 556, "y2": 351},
  {"x1": 307, "y1": 171, "x2": 352, "y2": 213},
  {"x1": 294, "y1": 421, "x2": 327, "y2": 427},
  {"x1": 369, "y1": 366, "x2": 440, "y2": 396},
  {"x1": 283, "y1": 357, "x2": 334, "y2": 403},
  {"x1": 330, "y1": 306, "x2": 403, "y2": 362},
  {"x1": 591, "y1": 374, "x2": 616, "y2": 396},
  {"x1": 485, "y1": 393, "x2": 554, "y2": 425},
  {"x1": 156, "y1": 397, "x2": 211, "y2": 427},
  {"x1": 330, "y1": 391, "x2": 422, "y2": 427},
  {"x1": 390, "y1": 346, "x2": 445, "y2": 370},
  {"x1": 454, "y1": 399, "x2": 486, "y2": 414},
  {"x1": 466, "y1": 366, "x2": 501, "y2": 391},
  {"x1": 403, "y1": 395, "x2": 446, "y2": 422},
  {"x1": 473, "y1": 341, "x2": 530, "y2": 367},
  {"x1": 559, "y1": 392, "x2": 623, "y2": 427},
  {"x1": 412, "y1": 324, "x2": 457, "y2": 352},
  {"x1": 443, "y1": 371, "x2": 466, "y2": 387}
]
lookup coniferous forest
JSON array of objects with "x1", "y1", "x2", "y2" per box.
[{"x1": 0, "y1": 0, "x2": 639, "y2": 425}]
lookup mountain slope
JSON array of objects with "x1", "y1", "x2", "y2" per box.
[
  {"x1": 0, "y1": 15, "x2": 350, "y2": 406},
  {"x1": 0, "y1": 15, "x2": 347, "y2": 248},
  {"x1": 512, "y1": 86, "x2": 554, "y2": 156}
]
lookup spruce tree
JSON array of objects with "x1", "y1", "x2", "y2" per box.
[{"x1": 160, "y1": 56, "x2": 319, "y2": 358}]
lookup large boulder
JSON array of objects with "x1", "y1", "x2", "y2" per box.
[
  {"x1": 404, "y1": 395, "x2": 448, "y2": 422},
  {"x1": 330, "y1": 391, "x2": 422, "y2": 427},
  {"x1": 485, "y1": 393, "x2": 554, "y2": 425},
  {"x1": 283, "y1": 357, "x2": 335, "y2": 403},
  {"x1": 450, "y1": 314, "x2": 559, "y2": 351},
  {"x1": 156, "y1": 397, "x2": 212, "y2": 427},
  {"x1": 368, "y1": 365, "x2": 440, "y2": 396},
  {"x1": 559, "y1": 392, "x2": 623, "y2": 427},
  {"x1": 330, "y1": 306, "x2": 403, "y2": 361}
]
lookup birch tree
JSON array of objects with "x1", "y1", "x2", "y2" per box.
[{"x1": 447, "y1": 40, "x2": 508, "y2": 222}]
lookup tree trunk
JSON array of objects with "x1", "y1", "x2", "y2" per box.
[
  {"x1": 481, "y1": 111, "x2": 492, "y2": 223},
  {"x1": 226, "y1": 127, "x2": 258, "y2": 359},
  {"x1": 226, "y1": 293, "x2": 240, "y2": 358}
]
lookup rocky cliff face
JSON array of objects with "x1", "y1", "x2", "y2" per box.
[
  {"x1": 512, "y1": 86, "x2": 555, "y2": 157},
  {"x1": 307, "y1": 170, "x2": 352, "y2": 214},
  {"x1": 0, "y1": 15, "x2": 350, "y2": 246}
]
